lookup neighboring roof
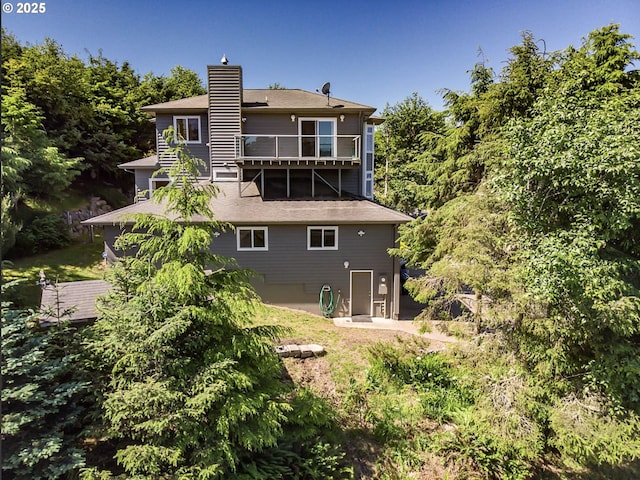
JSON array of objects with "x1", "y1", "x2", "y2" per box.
[
  {"x1": 141, "y1": 89, "x2": 376, "y2": 115},
  {"x1": 39, "y1": 280, "x2": 111, "y2": 325},
  {"x1": 83, "y1": 182, "x2": 412, "y2": 226},
  {"x1": 118, "y1": 155, "x2": 159, "y2": 169}
]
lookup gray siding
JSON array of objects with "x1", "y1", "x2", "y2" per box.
[
  {"x1": 103, "y1": 223, "x2": 399, "y2": 318},
  {"x1": 134, "y1": 169, "x2": 153, "y2": 196},
  {"x1": 209, "y1": 223, "x2": 396, "y2": 316},
  {"x1": 156, "y1": 114, "x2": 210, "y2": 177},
  {"x1": 243, "y1": 113, "x2": 362, "y2": 137},
  {"x1": 243, "y1": 114, "x2": 296, "y2": 136}
]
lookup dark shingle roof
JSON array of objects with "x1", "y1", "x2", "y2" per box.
[
  {"x1": 141, "y1": 89, "x2": 376, "y2": 114},
  {"x1": 83, "y1": 182, "x2": 411, "y2": 226},
  {"x1": 39, "y1": 280, "x2": 110, "y2": 324}
]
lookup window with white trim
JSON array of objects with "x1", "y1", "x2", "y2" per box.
[
  {"x1": 237, "y1": 227, "x2": 268, "y2": 251},
  {"x1": 299, "y1": 118, "x2": 336, "y2": 157},
  {"x1": 307, "y1": 226, "x2": 338, "y2": 250},
  {"x1": 149, "y1": 178, "x2": 170, "y2": 194},
  {"x1": 174, "y1": 116, "x2": 201, "y2": 143}
]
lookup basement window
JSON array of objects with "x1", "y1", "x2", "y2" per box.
[
  {"x1": 237, "y1": 227, "x2": 268, "y2": 251},
  {"x1": 174, "y1": 116, "x2": 201, "y2": 143},
  {"x1": 307, "y1": 226, "x2": 338, "y2": 250}
]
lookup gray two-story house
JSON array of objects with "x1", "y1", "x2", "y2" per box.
[{"x1": 86, "y1": 62, "x2": 412, "y2": 319}]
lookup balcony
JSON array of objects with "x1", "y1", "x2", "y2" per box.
[{"x1": 234, "y1": 134, "x2": 361, "y2": 167}]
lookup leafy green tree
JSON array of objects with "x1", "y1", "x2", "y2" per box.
[
  {"x1": 1, "y1": 86, "x2": 81, "y2": 199},
  {"x1": 138, "y1": 65, "x2": 206, "y2": 105},
  {"x1": 1, "y1": 195, "x2": 21, "y2": 254},
  {"x1": 1, "y1": 282, "x2": 90, "y2": 479},
  {"x1": 393, "y1": 188, "x2": 515, "y2": 333},
  {"x1": 499, "y1": 24, "x2": 640, "y2": 409},
  {"x1": 80, "y1": 52, "x2": 152, "y2": 178},
  {"x1": 375, "y1": 92, "x2": 445, "y2": 213},
  {"x1": 84, "y1": 132, "x2": 291, "y2": 478},
  {"x1": 2, "y1": 36, "x2": 91, "y2": 153},
  {"x1": 388, "y1": 32, "x2": 552, "y2": 330}
]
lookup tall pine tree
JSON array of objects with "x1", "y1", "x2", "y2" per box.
[{"x1": 84, "y1": 132, "x2": 291, "y2": 478}]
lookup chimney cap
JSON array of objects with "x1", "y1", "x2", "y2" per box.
[{"x1": 221, "y1": 54, "x2": 229, "y2": 65}]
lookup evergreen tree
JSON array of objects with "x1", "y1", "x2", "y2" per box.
[
  {"x1": 84, "y1": 132, "x2": 292, "y2": 478},
  {"x1": 1, "y1": 282, "x2": 90, "y2": 479},
  {"x1": 499, "y1": 24, "x2": 640, "y2": 410},
  {"x1": 375, "y1": 92, "x2": 445, "y2": 213},
  {"x1": 1, "y1": 86, "x2": 81, "y2": 199}
]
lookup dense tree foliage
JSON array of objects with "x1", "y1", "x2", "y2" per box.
[
  {"x1": 0, "y1": 29, "x2": 205, "y2": 257},
  {"x1": 1, "y1": 282, "x2": 91, "y2": 479},
  {"x1": 500, "y1": 25, "x2": 640, "y2": 409},
  {"x1": 82, "y1": 133, "x2": 349, "y2": 478},
  {"x1": 1, "y1": 29, "x2": 205, "y2": 185},
  {"x1": 82, "y1": 136, "x2": 285, "y2": 477},
  {"x1": 384, "y1": 24, "x2": 640, "y2": 474},
  {"x1": 375, "y1": 92, "x2": 445, "y2": 213}
]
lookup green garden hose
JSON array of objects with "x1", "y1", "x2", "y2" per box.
[{"x1": 319, "y1": 284, "x2": 337, "y2": 318}]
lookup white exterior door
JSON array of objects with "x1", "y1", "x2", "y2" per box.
[{"x1": 350, "y1": 270, "x2": 373, "y2": 317}]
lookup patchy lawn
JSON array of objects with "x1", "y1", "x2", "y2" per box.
[
  {"x1": 254, "y1": 304, "x2": 451, "y2": 479},
  {"x1": 2, "y1": 236, "x2": 106, "y2": 307},
  {"x1": 254, "y1": 304, "x2": 444, "y2": 401}
]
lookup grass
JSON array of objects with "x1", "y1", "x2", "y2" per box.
[
  {"x1": 2, "y1": 234, "x2": 107, "y2": 307},
  {"x1": 253, "y1": 303, "x2": 437, "y2": 405},
  {"x1": 24, "y1": 189, "x2": 90, "y2": 214}
]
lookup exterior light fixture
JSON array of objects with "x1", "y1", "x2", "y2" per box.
[
  {"x1": 357, "y1": 230, "x2": 365, "y2": 236},
  {"x1": 290, "y1": 114, "x2": 296, "y2": 122},
  {"x1": 343, "y1": 260, "x2": 350, "y2": 269},
  {"x1": 339, "y1": 114, "x2": 345, "y2": 122},
  {"x1": 242, "y1": 117, "x2": 247, "y2": 122},
  {"x1": 213, "y1": 231, "x2": 221, "y2": 238}
]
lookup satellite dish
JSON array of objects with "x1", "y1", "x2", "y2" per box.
[{"x1": 316, "y1": 82, "x2": 331, "y2": 105}]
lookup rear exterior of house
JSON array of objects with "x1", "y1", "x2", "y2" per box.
[{"x1": 86, "y1": 62, "x2": 412, "y2": 319}]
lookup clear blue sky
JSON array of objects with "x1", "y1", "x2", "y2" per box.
[{"x1": 3, "y1": 0, "x2": 639, "y2": 112}]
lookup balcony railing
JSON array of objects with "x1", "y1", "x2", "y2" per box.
[{"x1": 234, "y1": 134, "x2": 361, "y2": 166}]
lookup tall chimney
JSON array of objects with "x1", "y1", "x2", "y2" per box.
[{"x1": 208, "y1": 64, "x2": 242, "y2": 180}]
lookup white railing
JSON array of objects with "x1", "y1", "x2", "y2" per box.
[{"x1": 234, "y1": 135, "x2": 361, "y2": 164}]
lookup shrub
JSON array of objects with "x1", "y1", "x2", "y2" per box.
[
  {"x1": 549, "y1": 393, "x2": 640, "y2": 468},
  {"x1": 10, "y1": 213, "x2": 70, "y2": 257}
]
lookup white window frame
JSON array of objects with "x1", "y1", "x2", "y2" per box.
[
  {"x1": 237, "y1": 227, "x2": 269, "y2": 251},
  {"x1": 307, "y1": 226, "x2": 338, "y2": 250},
  {"x1": 149, "y1": 177, "x2": 171, "y2": 195},
  {"x1": 173, "y1": 115, "x2": 202, "y2": 144},
  {"x1": 298, "y1": 118, "x2": 337, "y2": 158}
]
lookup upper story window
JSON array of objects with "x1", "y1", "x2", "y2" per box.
[
  {"x1": 237, "y1": 227, "x2": 268, "y2": 251},
  {"x1": 149, "y1": 178, "x2": 170, "y2": 195},
  {"x1": 174, "y1": 116, "x2": 201, "y2": 143},
  {"x1": 307, "y1": 226, "x2": 338, "y2": 250},
  {"x1": 299, "y1": 119, "x2": 336, "y2": 158}
]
